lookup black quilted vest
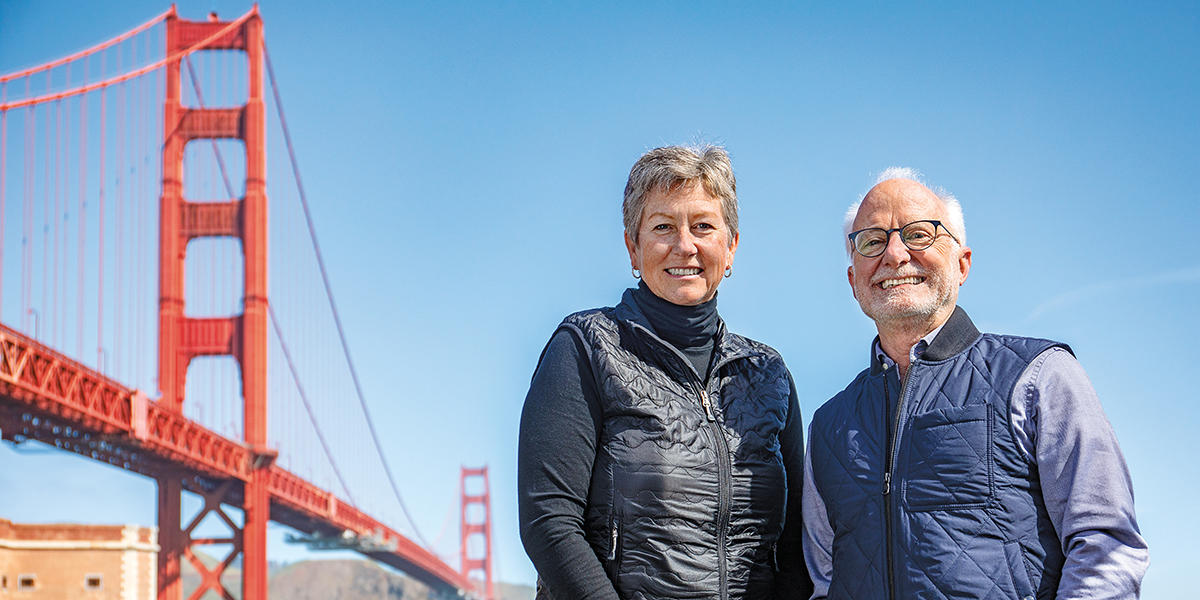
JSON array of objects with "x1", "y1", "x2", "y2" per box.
[
  {"x1": 548, "y1": 290, "x2": 793, "y2": 600},
  {"x1": 811, "y1": 307, "x2": 1069, "y2": 600}
]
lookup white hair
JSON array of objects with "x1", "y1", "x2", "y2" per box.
[{"x1": 842, "y1": 167, "x2": 966, "y2": 259}]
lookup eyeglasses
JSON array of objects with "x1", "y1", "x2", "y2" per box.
[{"x1": 847, "y1": 220, "x2": 960, "y2": 258}]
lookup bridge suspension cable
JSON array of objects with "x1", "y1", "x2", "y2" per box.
[
  {"x1": 263, "y1": 39, "x2": 433, "y2": 550},
  {"x1": 0, "y1": 8, "x2": 171, "y2": 84},
  {"x1": 0, "y1": 12, "x2": 252, "y2": 112},
  {"x1": 178, "y1": 47, "x2": 359, "y2": 509}
]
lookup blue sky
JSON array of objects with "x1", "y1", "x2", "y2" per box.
[{"x1": 1, "y1": 0, "x2": 1197, "y2": 594}]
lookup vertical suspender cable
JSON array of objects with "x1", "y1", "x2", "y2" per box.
[
  {"x1": 58, "y1": 65, "x2": 68, "y2": 347},
  {"x1": 23, "y1": 78, "x2": 32, "y2": 333},
  {"x1": 1, "y1": 82, "x2": 7, "y2": 321},
  {"x1": 129, "y1": 39, "x2": 138, "y2": 386},
  {"x1": 58, "y1": 96, "x2": 66, "y2": 346},
  {"x1": 137, "y1": 32, "x2": 151, "y2": 390},
  {"x1": 98, "y1": 86, "x2": 105, "y2": 371},
  {"x1": 42, "y1": 84, "x2": 50, "y2": 341},
  {"x1": 77, "y1": 59, "x2": 87, "y2": 358},
  {"x1": 53, "y1": 98, "x2": 61, "y2": 347},
  {"x1": 115, "y1": 46, "x2": 126, "y2": 380}
]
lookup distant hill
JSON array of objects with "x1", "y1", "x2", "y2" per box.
[
  {"x1": 181, "y1": 555, "x2": 534, "y2": 600},
  {"x1": 494, "y1": 580, "x2": 537, "y2": 600}
]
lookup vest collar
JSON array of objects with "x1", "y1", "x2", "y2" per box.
[
  {"x1": 869, "y1": 306, "x2": 981, "y2": 374},
  {"x1": 612, "y1": 288, "x2": 755, "y2": 383}
]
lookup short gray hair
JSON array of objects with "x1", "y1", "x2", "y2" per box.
[
  {"x1": 842, "y1": 167, "x2": 966, "y2": 258},
  {"x1": 623, "y1": 144, "x2": 738, "y2": 245}
]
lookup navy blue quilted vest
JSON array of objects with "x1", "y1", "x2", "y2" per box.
[{"x1": 811, "y1": 307, "x2": 1069, "y2": 600}]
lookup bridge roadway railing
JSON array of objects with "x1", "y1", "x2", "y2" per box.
[{"x1": 0, "y1": 321, "x2": 476, "y2": 596}]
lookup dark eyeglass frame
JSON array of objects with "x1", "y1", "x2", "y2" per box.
[{"x1": 847, "y1": 219, "x2": 961, "y2": 258}]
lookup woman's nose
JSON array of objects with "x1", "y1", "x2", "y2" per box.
[{"x1": 673, "y1": 230, "x2": 698, "y2": 255}]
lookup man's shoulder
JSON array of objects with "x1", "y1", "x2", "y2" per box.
[
  {"x1": 975, "y1": 332, "x2": 1073, "y2": 364},
  {"x1": 812, "y1": 367, "x2": 874, "y2": 426}
]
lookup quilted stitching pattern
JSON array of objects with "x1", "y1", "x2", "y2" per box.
[
  {"x1": 813, "y1": 326, "x2": 1067, "y2": 600},
  {"x1": 561, "y1": 298, "x2": 791, "y2": 600}
]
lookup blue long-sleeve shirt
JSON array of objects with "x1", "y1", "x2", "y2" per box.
[{"x1": 801, "y1": 343, "x2": 1148, "y2": 599}]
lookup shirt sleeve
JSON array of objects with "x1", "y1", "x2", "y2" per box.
[
  {"x1": 517, "y1": 329, "x2": 620, "y2": 600},
  {"x1": 1018, "y1": 347, "x2": 1149, "y2": 599},
  {"x1": 774, "y1": 375, "x2": 816, "y2": 600},
  {"x1": 800, "y1": 422, "x2": 834, "y2": 600}
]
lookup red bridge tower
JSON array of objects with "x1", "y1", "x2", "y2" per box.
[
  {"x1": 157, "y1": 7, "x2": 273, "y2": 600},
  {"x1": 461, "y1": 466, "x2": 495, "y2": 600}
]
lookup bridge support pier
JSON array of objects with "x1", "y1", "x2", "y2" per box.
[
  {"x1": 156, "y1": 477, "x2": 183, "y2": 600},
  {"x1": 243, "y1": 462, "x2": 272, "y2": 599}
]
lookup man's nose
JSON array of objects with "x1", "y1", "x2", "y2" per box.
[{"x1": 880, "y1": 231, "x2": 911, "y2": 267}]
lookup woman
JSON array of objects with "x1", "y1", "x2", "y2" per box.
[{"x1": 518, "y1": 145, "x2": 811, "y2": 600}]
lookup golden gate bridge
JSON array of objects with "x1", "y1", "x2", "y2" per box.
[{"x1": 0, "y1": 6, "x2": 495, "y2": 599}]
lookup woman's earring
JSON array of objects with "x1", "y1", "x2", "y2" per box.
[
  {"x1": 632, "y1": 268, "x2": 641, "y2": 279},
  {"x1": 724, "y1": 266, "x2": 732, "y2": 278}
]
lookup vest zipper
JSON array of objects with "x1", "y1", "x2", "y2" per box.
[
  {"x1": 609, "y1": 517, "x2": 619, "y2": 561},
  {"x1": 630, "y1": 323, "x2": 737, "y2": 600},
  {"x1": 882, "y1": 362, "x2": 916, "y2": 600},
  {"x1": 700, "y1": 389, "x2": 717, "y2": 421},
  {"x1": 693, "y1": 384, "x2": 732, "y2": 600}
]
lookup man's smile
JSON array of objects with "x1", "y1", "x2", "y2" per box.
[{"x1": 878, "y1": 275, "x2": 926, "y2": 289}]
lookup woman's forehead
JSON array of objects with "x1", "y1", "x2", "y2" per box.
[{"x1": 642, "y1": 186, "x2": 722, "y2": 216}]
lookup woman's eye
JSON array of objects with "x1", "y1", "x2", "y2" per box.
[
  {"x1": 653, "y1": 223, "x2": 671, "y2": 231},
  {"x1": 695, "y1": 223, "x2": 714, "y2": 231}
]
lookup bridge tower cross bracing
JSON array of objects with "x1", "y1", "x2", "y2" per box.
[
  {"x1": 157, "y1": 7, "x2": 273, "y2": 600},
  {"x1": 460, "y1": 466, "x2": 495, "y2": 600}
]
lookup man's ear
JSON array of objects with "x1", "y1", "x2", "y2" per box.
[
  {"x1": 847, "y1": 265, "x2": 857, "y2": 299},
  {"x1": 957, "y1": 246, "x2": 972, "y2": 285}
]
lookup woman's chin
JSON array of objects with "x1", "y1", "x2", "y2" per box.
[{"x1": 651, "y1": 283, "x2": 714, "y2": 306}]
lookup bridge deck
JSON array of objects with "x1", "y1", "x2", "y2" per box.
[{"x1": 0, "y1": 321, "x2": 474, "y2": 596}]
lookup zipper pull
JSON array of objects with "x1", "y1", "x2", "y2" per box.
[
  {"x1": 883, "y1": 471, "x2": 891, "y2": 495},
  {"x1": 609, "y1": 521, "x2": 618, "y2": 560},
  {"x1": 700, "y1": 391, "x2": 716, "y2": 421}
]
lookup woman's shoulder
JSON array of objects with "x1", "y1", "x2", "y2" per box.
[
  {"x1": 722, "y1": 329, "x2": 787, "y2": 363},
  {"x1": 558, "y1": 305, "x2": 621, "y2": 333}
]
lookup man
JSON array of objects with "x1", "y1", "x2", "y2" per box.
[{"x1": 801, "y1": 168, "x2": 1148, "y2": 599}]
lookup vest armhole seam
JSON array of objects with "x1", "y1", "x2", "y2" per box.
[{"x1": 555, "y1": 322, "x2": 606, "y2": 399}]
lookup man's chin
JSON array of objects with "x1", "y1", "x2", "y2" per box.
[{"x1": 860, "y1": 301, "x2": 938, "y2": 323}]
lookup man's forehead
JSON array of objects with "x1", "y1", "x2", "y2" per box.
[{"x1": 855, "y1": 178, "x2": 944, "y2": 225}]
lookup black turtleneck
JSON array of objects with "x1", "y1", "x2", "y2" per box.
[{"x1": 630, "y1": 280, "x2": 720, "y2": 379}]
